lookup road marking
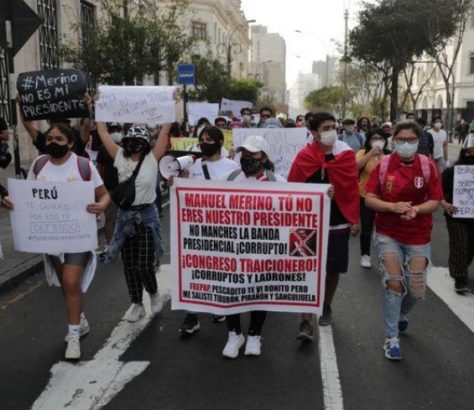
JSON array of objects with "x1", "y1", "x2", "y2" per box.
[
  {"x1": 0, "y1": 279, "x2": 44, "y2": 312},
  {"x1": 319, "y1": 326, "x2": 344, "y2": 410},
  {"x1": 428, "y1": 266, "x2": 474, "y2": 334},
  {"x1": 32, "y1": 264, "x2": 171, "y2": 410}
]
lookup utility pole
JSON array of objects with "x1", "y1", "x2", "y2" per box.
[{"x1": 341, "y1": 8, "x2": 349, "y2": 119}]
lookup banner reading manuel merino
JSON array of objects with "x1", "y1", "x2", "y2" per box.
[{"x1": 171, "y1": 179, "x2": 331, "y2": 315}]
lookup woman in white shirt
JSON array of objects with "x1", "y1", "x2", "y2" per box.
[
  {"x1": 97, "y1": 122, "x2": 170, "y2": 323},
  {"x1": 179, "y1": 126, "x2": 240, "y2": 336},
  {"x1": 2, "y1": 123, "x2": 110, "y2": 360}
]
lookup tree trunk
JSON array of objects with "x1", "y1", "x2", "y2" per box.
[{"x1": 390, "y1": 68, "x2": 399, "y2": 122}]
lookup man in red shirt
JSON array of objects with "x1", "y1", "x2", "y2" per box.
[{"x1": 365, "y1": 121, "x2": 443, "y2": 361}]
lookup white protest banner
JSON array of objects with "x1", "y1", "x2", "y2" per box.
[
  {"x1": 220, "y1": 98, "x2": 252, "y2": 116},
  {"x1": 187, "y1": 102, "x2": 219, "y2": 126},
  {"x1": 95, "y1": 86, "x2": 176, "y2": 124},
  {"x1": 453, "y1": 165, "x2": 474, "y2": 218},
  {"x1": 8, "y1": 179, "x2": 97, "y2": 253},
  {"x1": 232, "y1": 128, "x2": 307, "y2": 178},
  {"x1": 171, "y1": 178, "x2": 330, "y2": 315}
]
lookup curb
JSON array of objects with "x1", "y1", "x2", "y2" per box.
[{"x1": 0, "y1": 255, "x2": 43, "y2": 295}]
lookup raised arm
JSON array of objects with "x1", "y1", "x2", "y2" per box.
[
  {"x1": 16, "y1": 94, "x2": 39, "y2": 142},
  {"x1": 152, "y1": 123, "x2": 171, "y2": 160},
  {"x1": 96, "y1": 122, "x2": 119, "y2": 159}
]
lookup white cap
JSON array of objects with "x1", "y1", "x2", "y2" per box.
[
  {"x1": 463, "y1": 133, "x2": 474, "y2": 149},
  {"x1": 236, "y1": 135, "x2": 270, "y2": 155}
]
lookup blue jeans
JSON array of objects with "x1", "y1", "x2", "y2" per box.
[{"x1": 375, "y1": 233, "x2": 431, "y2": 338}]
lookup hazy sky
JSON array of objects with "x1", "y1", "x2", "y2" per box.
[{"x1": 241, "y1": 0, "x2": 362, "y2": 87}]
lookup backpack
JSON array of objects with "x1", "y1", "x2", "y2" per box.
[
  {"x1": 32, "y1": 154, "x2": 92, "y2": 181},
  {"x1": 227, "y1": 169, "x2": 277, "y2": 182},
  {"x1": 379, "y1": 154, "x2": 431, "y2": 188}
]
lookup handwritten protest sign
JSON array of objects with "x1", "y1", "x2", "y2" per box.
[
  {"x1": 453, "y1": 165, "x2": 474, "y2": 218},
  {"x1": 95, "y1": 86, "x2": 176, "y2": 124},
  {"x1": 8, "y1": 179, "x2": 97, "y2": 253},
  {"x1": 171, "y1": 178, "x2": 330, "y2": 315},
  {"x1": 17, "y1": 69, "x2": 88, "y2": 121},
  {"x1": 220, "y1": 98, "x2": 252, "y2": 116},
  {"x1": 187, "y1": 102, "x2": 219, "y2": 126},
  {"x1": 171, "y1": 130, "x2": 234, "y2": 152},
  {"x1": 233, "y1": 128, "x2": 307, "y2": 177}
]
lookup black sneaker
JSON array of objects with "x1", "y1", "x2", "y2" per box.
[
  {"x1": 179, "y1": 313, "x2": 200, "y2": 335},
  {"x1": 455, "y1": 279, "x2": 469, "y2": 294},
  {"x1": 318, "y1": 306, "x2": 333, "y2": 326},
  {"x1": 296, "y1": 320, "x2": 314, "y2": 342},
  {"x1": 211, "y1": 315, "x2": 226, "y2": 323}
]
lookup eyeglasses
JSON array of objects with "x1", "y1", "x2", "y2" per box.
[{"x1": 393, "y1": 137, "x2": 418, "y2": 144}]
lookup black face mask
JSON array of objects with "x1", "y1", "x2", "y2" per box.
[
  {"x1": 200, "y1": 142, "x2": 220, "y2": 157},
  {"x1": 123, "y1": 139, "x2": 147, "y2": 154},
  {"x1": 47, "y1": 142, "x2": 69, "y2": 159},
  {"x1": 240, "y1": 156, "x2": 262, "y2": 175}
]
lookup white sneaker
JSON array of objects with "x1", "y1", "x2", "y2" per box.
[
  {"x1": 244, "y1": 335, "x2": 262, "y2": 356},
  {"x1": 360, "y1": 255, "x2": 372, "y2": 269},
  {"x1": 64, "y1": 319, "x2": 90, "y2": 343},
  {"x1": 125, "y1": 303, "x2": 146, "y2": 322},
  {"x1": 65, "y1": 337, "x2": 81, "y2": 360},
  {"x1": 222, "y1": 331, "x2": 245, "y2": 359},
  {"x1": 150, "y1": 292, "x2": 163, "y2": 314}
]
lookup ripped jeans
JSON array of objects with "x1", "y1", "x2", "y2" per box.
[{"x1": 375, "y1": 233, "x2": 431, "y2": 338}]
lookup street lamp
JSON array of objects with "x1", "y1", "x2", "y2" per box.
[{"x1": 219, "y1": 19, "x2": 255, "y2": 77}]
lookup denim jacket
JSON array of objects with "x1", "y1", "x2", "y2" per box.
[{"x1": 105, "y1": 204, "x2": 164, "y2": 264}]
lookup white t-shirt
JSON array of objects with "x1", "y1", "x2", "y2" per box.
[
  {"x1": 28, "y1": 153, "x2": 103, "y2": 189},
  {"x1": 189, "y1": 157, "x2": 240, "y2": 180},
  {"x1": 114, "y1": 148, "x2": 158, "y2": 205},
  {"x1": 428, "y1": 129, "x2": 447, "y2": 159}
]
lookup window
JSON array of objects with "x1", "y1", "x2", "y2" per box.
[
  {"x1": 37, "y1": 0, "x2": 59, "y2": 70},
  {"x1": 470, "y1": 53, "x2": 474, "y2": 74},
  {"x1": 80, "y1": 0, "x2": 95, "y2": 49},
  {"x1": 192, "y1": 22, "x2": 207, "y2": 40}
]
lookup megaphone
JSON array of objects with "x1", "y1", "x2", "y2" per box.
[{"x1": 159, "y1": 153, "x2": 197, "y2": 178}]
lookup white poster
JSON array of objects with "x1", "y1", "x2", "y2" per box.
[
  {"x1": 8, "y1": 179, "x2": 97, "y2": 253},
  {"x1": 453, "y1": 165, "x2": 474, "y2": 218},
  {"x1": 232, "y1": 128, "x2": 307, "y2": 178},
  {"x1": 95, "y1": 85, "x2": 176, "y2": 124},
  {"x1": 220, "y1": 98, "x2": 252, "y2": 116},
  {"x1": 171, "y1": 178, "x2": 330, "y2": 315},
  {"x1": 187, "y1": 102, "x2": 219, "y2": 126}
]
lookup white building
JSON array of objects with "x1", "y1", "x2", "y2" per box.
[
  {"x1": 288, "y1": 72, "x2": 320, "y2": 117},
  {"x1": 250, "y1": 25, "x2": 287, "y2": 103},
  {"x1": 312, "y1": 57, "x2": 338, "y2": 88}
]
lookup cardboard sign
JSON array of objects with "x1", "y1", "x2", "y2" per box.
[
  {"x1": 17, "y1": 69, "x2": 89, "y2": 121},
  {"x1": 170, "y1": 178, "x2": 330, "y2": 315},
  {"x1": 453, "y1": 165, "x2": 474, "y2": 218},
  {"x1": 187, "y1": 102, "x2": 219, "y2": 126},
  {"x1": 220, "y1": 98, "x2": 252, "y2": 116}
]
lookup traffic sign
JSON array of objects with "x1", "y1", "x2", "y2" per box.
[{"x1": 177, "y1": 64, "x2": 196, "y2": 85}]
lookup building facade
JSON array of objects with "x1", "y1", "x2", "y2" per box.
[
  {"x1": 288, "y1": 72, "x2": 320, "y2": 117},
  {"x1": 312, "y1": 57, "x2": 338, "y2": 89}
]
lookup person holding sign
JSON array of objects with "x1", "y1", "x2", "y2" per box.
[
  {"x1": 178, "y1": 126, "x2": 240, "y2": 336},
  {"x1": 222, "y1": 135, "x2": 285, "y2": 359},
  {"x1": 1, "y1": 123, "x2": 110, "y2": 360},
  {"x1": 440, "y1": 134, "x2": 474, "y2": 294},
  {"x1": 97, "y1": 121, "x2": 170, "y2": 322},
  {"x1": 288, "y1": 112, "x2": 360, "y2": 341},
  {"x1": 365, "y1": 121, "x2": 443, "y2": 361}
]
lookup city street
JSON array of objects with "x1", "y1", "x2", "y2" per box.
[{"x1": 1, "y1": 145, "x2": 473, "y2": 410}]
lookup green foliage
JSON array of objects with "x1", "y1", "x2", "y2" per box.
[
  {"x1": 228, "y1": 78, "x2": 263, "y2": 103},
  {"x1": 304, "y1": 86, "x2": 348, "y2": 113}
]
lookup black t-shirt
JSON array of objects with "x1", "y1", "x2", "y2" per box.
[
  {"x1": 306, "y1": 153, "x2": 349, "y2": 226},
  {"x1": 90, "y1": 129, "x2": 102, "y2": 151},
  {"x1": 34, "y1": 129, "x2": 88, "y2": 158},
  {"x1": 0, "y1": 117, "x2": 7, "y2": 132},
  {"x1": 96, "y1": 145, "x2": 118, "y2": 190}
]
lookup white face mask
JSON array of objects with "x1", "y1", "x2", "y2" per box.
[
  {"x1": 320, "y1": 130, "x2": 338, "y2": 146},
  {"x1": 371, "y1": 140, "x2": 385, "y2": 150},
  {"x1": 394, "y1": 141, "x2": 418, "y2": 158},
  {"x1": 242, "y1": 115, "x2": 251, "y2": 122},
  {"x1": 111, "y1": 132, "x2": 123, "y2": 143},
  {"x1": 434, "y1": 122, "x2": 442, "y2": 130}
]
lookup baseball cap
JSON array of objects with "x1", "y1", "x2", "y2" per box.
[
  {"x1": 124, "y1": 125, "x2": 150, "y2": 141},
  {"x1": 236, "y1": 135, "x2": 270, "y2": 155}
]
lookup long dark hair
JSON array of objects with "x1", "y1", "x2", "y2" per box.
[{"x1": 363, "y1": 128, "x2": 390, "y2": 154}]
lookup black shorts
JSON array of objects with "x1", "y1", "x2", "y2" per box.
[{"x1": 326, "y1": 227, "x2": 351, "y2": 274}]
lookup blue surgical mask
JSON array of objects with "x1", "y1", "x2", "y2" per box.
[{"x1": 394, "y1": 141, "x2": 418, "y2": 158}]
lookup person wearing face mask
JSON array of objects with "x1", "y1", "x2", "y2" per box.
[
  {"x1": 339, "y1": 118, "x2": 365, "y2": 152},
  {"x1": 288, "y1": 112, "x2": 360, "y2": 341},
  {"x1": 178, "y1": 126, "x2": 240, "y2": 336},
  {"x1": 440, "y1": 134, "x2": 474, "y2": 294},
  {"x1": 1, "y1": 123, "x2": 110, "y2": 360},
  {"x1": 365, "y1": 121, "x2": 443, "y2": 361},
  {"x1": 356, "y1": 128, "x2": 390, "y2": 269},
  {"x1": 97, "y1": 121, "x2": 170, "y2": 323},
  {"x1": 428, "y1": 117, "x2": 448, "y2": 173},
  {"x1": 220, "y1": 135, "x2": 284, "y2": 359}
]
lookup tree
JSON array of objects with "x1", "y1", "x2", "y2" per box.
[
  {"x1": 350, "y1": 0, "x2": 465, "y2": 121},
  {"x1": 304, "y1": 86, "x2": 347, "y2": 115},
  {"x1": 228, "y1": 79, "x2": 263, "y2": 104}
]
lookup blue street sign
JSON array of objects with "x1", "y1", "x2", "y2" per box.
[{"x1": 177, "y1": 64, "x2": 196, "y2": 85}]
